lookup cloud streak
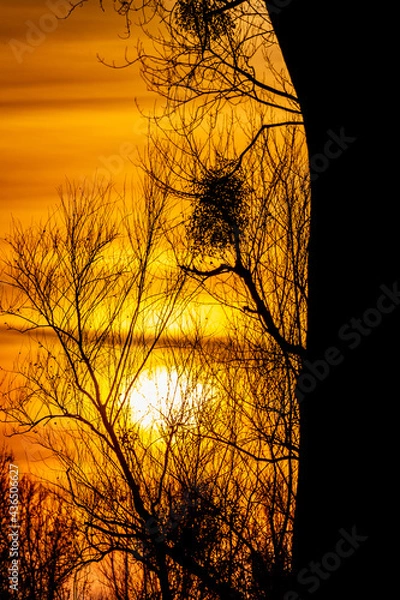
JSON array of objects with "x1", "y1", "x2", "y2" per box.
[{"x1": 0, "y1": 1, "x2": 152, "y2": 237}]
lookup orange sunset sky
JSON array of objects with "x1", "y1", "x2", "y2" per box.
[
  {"x1": 0, "y1": 1, "x2": 161, "y2": 463},
  {"x1": 0, "y1": 1, "x2": 152, "y2": 234},
  {"x1": 0, "y1": 2, "x2": 292, "y2": 465},
  {"x1": 0, "y1": 1, "x2": 156, "y2": 366}
]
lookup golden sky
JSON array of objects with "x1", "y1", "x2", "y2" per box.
[
  {"x1": 0, "y1": 1, "x2": 152, "y2": 237},
  {"x1": 0, "y1": 0, "x2": 231, "y2": 377},
  {"x1": 0, "y1": 1, "x2": 157, "y2": 459},
  {"x1": 0, "y1": 1, "x2": 293, "y2": 464}
]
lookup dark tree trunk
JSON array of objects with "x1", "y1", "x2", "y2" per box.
[{"x1": 267, "y1": 2, "x2": 398, "y2": 597}]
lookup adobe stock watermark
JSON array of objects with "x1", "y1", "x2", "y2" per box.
[
  {"x1": 8, "y1": 0, "x2": 73, "y2": 64},
  {"x1": 95, "y1": 141, "x2": 136, "y2": 183},
  {"x1": 76, "y1": 139, "x2": 137, "y2": 189},
  {"x1": 296, "y1": 281, "x2": 400, "y2": 401},
  {"x1": 8, "y1": 463, "x2": 20, "y2": 593},
  {"x1": 284, "y1": 525, "x2": 368, "y2": 599},
  {"x1": 309, "y1": 128, "x2": 356, "y2": 181}
]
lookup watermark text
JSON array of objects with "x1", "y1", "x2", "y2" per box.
[{"x1": 8, "y1": 463, "x2": 20, "y2": 592}]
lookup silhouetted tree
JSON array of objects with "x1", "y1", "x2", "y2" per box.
[
  {"x1": 64, "y1": 3, "x2": 398, "y2": 596},
  {"x1": 59, "y1": 2, "x2": 310, "y2": 596},
  {"x1": 0, "y1": 182, "x2": 189, "y2": 600},
  {"x1": 263, "y1": 4, "x2": 398, "y2": 598},
  {"x1": 0, "y1": 174, "x2": 306, "y2": 599},
  {"x1": 2, "y1": 183, "x2": 275, "y2": 599},
  {"x1": 136, "y1": 122, "x2": 308, "y2": 599},
  {"x1": 0, "y1": 446, "x2": 81, "y2": 600}
]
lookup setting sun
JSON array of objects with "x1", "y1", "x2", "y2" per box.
[
  {"x1": 124, "y1": 368, "x2": 211, "y2": 427},
  {"x1": 0, "y1": 2, "x2": 311, "y2": 598}
]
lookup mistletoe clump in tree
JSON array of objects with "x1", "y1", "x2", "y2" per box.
[
  {"x1": 175, "y1": 0, "x2": 236, "y2": 48},
  {"x1": 187, "y1": 162, "x2": 249, "y2": 258}
]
